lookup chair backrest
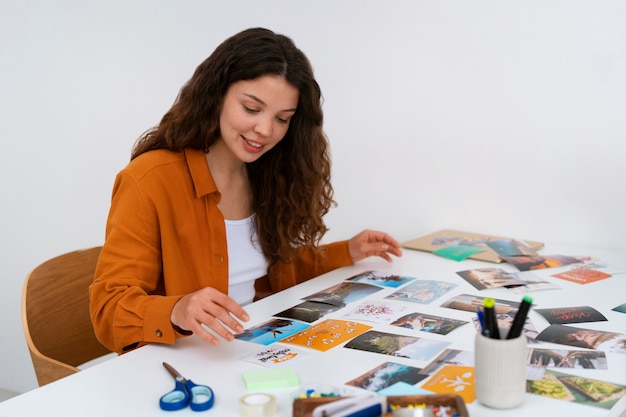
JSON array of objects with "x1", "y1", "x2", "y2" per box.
[{"x1": 21, "y1": 246, "x2": 112, "y2": 386}]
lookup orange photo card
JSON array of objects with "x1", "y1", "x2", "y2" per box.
[{"x1": 281, "y1": 319, "x2": 372, "y2": 352}]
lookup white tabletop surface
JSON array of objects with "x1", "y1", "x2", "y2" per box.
[{"x1": 1, "y1": 242, "x2": 625, "y2": 417}]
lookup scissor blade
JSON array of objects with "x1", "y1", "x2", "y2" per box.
[{"x1": 163, "y1": 362, "x2": 184, "y2": 381}]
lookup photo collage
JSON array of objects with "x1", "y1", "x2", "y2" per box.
[{"x1": 234, "y1": 235, "x2": 626, "y2": 411}]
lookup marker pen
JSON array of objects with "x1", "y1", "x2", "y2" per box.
[
  {"x1": 483, "y1": 298, "x2": 500, "y2": 339},
  {"x1": 507, "y1": 295, "x2": 533, "y2": 339},
  {"x1": 476, "y1": 305, "x2": 486, "y2": 336}
]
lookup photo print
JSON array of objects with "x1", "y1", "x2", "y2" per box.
[
  {"x1": 280, "y1": 319, "x2": 372, "y2": 352},
  {"x1": 534, "y1": 306, "x2": 608, "y2": 325},
  {"x1": 343, "y1": 330, "x2": 450, "y2": 362},
  {"x1": 456, "y1": 267, "x2": 526, "y2": 290},
  {"x1": 612, "y1": 303, "x2": 626, "y2": 314},
  {"x1": 345, "y1": 361, "x2": 427, "y2": 392},
  {"x1": 504, "y1": 271, "x2": 560, "y2": 294},
  {"x1": 235, "y1": 318, "x2": 310, "y2": 345},
  {"x1": 552, "y1": 268, "x2": 612, "y2": 285},
  {"x1": 419, "y1": 349, "x2": 475, "y2": 376},
  {"x1": 275, "y1": 301, "x2": 341, "y2": 323},
  {"x1": 441, "y1": 293, "x2": 522, "y2": 315},
  {"x1": 385, "y1": 280, "x2": 457, "y2": 305},
  {"x1": 527, "y1": 370, "x2": 626, "y2": 409},
  {"x1": 501, "y1": 254, "x2": 581, "y2": 271},
  {"x1": 345, "y1": 270, "x2": 416, "y2": 288},
  {"x1": 536, "y1": 324, "x2": 626, "y2": 353},
  {"x1": 485, "y1": 239, "x2": 538, "y2": 257},
  {"x1": 303, "y1": 281, "x2": 383, "y2": 307},
  {"x1": 241, "y1": 345, "x2": 312, "y2": 368},
  {"x1": 390, "y1": 312, "x2": 468, "y2": 335},
  {"x1": 343, "y1": 300, "x2": 409, "y2": 324},
  {"x1": 528, "y1": 348, "x2": 608, "y2": 370},
  {"x1": 421, "y1": 365, "x2": 476, "y2": 404}
]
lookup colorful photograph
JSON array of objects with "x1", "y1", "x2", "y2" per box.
[
  {"x1": 390, "y1": 312, "x2": 468, "y2": 335},
  {"x1": 303, "y1": 281, "x2": 382, "y2": 307},
  {"x1": 275, "y1": 301, "x2": 341, "y2": 323},
  {"x1": 456, "y1": 267, "x2": 526, "y2": 290},
  {"x1": 501, "y1": 254, "x2": 581, "y2": 271},
  {"x1": 432, "y1": 245, "x2": 485, "y2": 261},
  {"x1": 504, "y1": 271, "x2": 560, "y2": 294},
  {"x1": 345, "y1": 361, "x2": 427, "y2": 392},
  {"x1": 552, "y1": 268, "x2": 612, "y2": 285},
  {"x1": 527, "y1": 370, "x2": 626, "y2": 409},
  {"x1": 419, "y1": 349, "x2": 475, "y2": 376},
  {"x1": 343, "y1": 330, "x2": 450, "y2": 361},
  {"x1": 240, "y1": 345, "x2": 312, "y2": 368},
  {"x1": 441, "y1": 294, "x2": 522, "y2": 315},
  {"x1": 432, "y1": 235, "x2": 490, "y2": 247},
  {"x1": 420, "y1": 365, "x2": 476, "y2": 404},
  {"x1": 345, "y1": 270, "x2": 416, "y2": 288},
  {"x1": 536, "y1": 324, "x2": 626, "y2": 353},
  {"x1": 485, "y1": 239, "x2": 538, "y2": 257},
  {"x1": 534, "y1": 306, "x2": 607, "y2": 325},
  {"x1": 612, "y1": 303, "x2": 626, "y2": 314},
  {"x1": 342, "y1": 300, "x2": 409, "y2": 324},
  {"x1": 385, "y1": 280, "x2": 457, "y2": 305},
  {"x1": 528, "y1": 349, "x2": 607, "y2": 370},
  {"x1": 235, "y1": 318, "x2": 310, "y2": 345},
  {"x1": 280, "y1": 319, "x2": 371, "y2": 352}
]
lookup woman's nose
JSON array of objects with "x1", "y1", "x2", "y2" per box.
[{"x1": 253, "y1": 116, "x2": 272, "y2": 137}]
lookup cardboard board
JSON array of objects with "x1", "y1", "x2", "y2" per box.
[{"x1": 402, "y1": 229, "x2": 544, "y2": 263}]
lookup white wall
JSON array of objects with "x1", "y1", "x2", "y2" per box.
[{"x1": 2, "y1": 0, "x2": 625, "y2": 393}]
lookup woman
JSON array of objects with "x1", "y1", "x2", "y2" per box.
[{"x1": 89, "y1": 28, "x2": 401, "y2": 355}]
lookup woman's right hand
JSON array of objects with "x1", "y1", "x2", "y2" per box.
[{"x1": 170, "y1": 287, "x2": 250, "y2": 345}]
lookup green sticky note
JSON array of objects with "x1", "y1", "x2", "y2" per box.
[
  {"x1": 242, "y1": 367, "x2": 299, "y2": 390},
  {"x1": 433, "y1": 245, "x2": 485, "y2": 261}
]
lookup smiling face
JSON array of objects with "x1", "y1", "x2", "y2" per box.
[{"x1": 218, "y1": 75, "x2": 299, "y2": 163}]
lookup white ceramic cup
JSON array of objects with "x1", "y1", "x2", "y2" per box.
[{"x1": 474, "y1": 331, "x2": 528, "y2": 409}]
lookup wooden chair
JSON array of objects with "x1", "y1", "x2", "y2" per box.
[{"x1": 21, "y1": 246, "x2": 113, "y2": 386}]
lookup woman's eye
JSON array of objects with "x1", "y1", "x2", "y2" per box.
[{"x1": 243, "y1": 104, "x2": 290, "y2": 124}]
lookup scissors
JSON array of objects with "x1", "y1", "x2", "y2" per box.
[{"x1": 159, "y1": 362, "x2": 215, "y2": 412}]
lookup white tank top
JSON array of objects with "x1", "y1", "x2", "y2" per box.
[{"x1": 225, "y1": 215, "x2": 268, "y2": 306}]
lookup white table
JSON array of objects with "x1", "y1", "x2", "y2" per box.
[{"x1": 1, "y1": 243, "x2": 625, "y2": 417}]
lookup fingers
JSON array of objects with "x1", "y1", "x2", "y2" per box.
[
  {"x1": 377, "y1": 234, "x2": 403, "y2": 258},
  {"x1": 349, "y1": 229, "x2": 403, "y2": 262},
  {"x1": 366, "y1": 243, "x2": 399, "y2": 262},
  {"x1": 171, "y1": 288, "x2": 250, "y2": 346}
]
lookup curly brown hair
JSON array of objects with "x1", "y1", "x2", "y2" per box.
[{"x1": 131, "y1": 28, "x2": 335, "y2": 265}]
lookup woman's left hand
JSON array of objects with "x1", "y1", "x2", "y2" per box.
[{"x1": 348, "y1": 229, "x2": 403, "y2": 263}]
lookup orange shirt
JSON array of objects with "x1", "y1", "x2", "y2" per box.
[{"x1": 89, "y1": 149, "x2": 352, "y2": 354}]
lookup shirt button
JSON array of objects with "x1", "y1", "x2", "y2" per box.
[{"x1": 156, "y1": 330, "x2": 163, "y2": 337}]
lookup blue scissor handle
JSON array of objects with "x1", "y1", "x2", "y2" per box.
[
  {"x1": 186, "y1": 380, "x2": 215, "y2": 411},
  {"x1": 160, "y1": 378, "x2": 189, "y2": 411}
]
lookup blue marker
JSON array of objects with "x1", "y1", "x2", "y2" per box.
[{"x1": 476, "y1": 305, "x2": 486, "y2": 336}]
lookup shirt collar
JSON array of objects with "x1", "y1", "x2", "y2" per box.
[{"x1": 185, "y1": 148, "x2": 218, "y2": 198}]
